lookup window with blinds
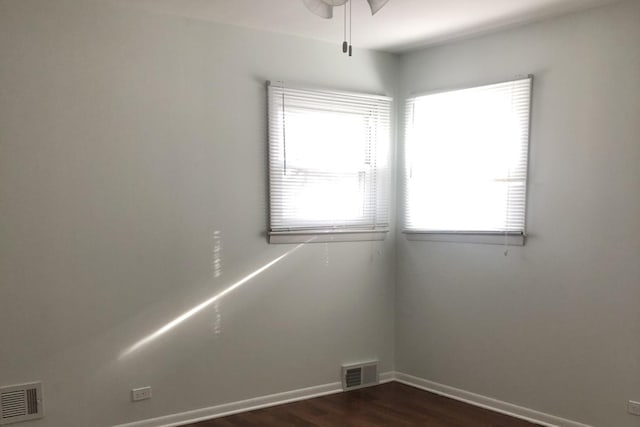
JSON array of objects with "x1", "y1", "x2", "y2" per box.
[
  {"x1": 403, "y1": 76, "x2": 532, "y2": 244},
  {"x1": 267, "y1": 82, "x2": 392, "y2": 243}
]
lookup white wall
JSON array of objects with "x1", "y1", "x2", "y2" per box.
[
  {"x1": 396, "y1": 1, "x2": 640, "y2": 426},
  {"x1": 2, "y1": 1, "x2": 639, "y2": 426},
  {"x1": 0, "y1": 1, "x2": 398, "y2": 426}
]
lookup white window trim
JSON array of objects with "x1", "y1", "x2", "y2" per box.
[
  {"x1": 403, "y1": 231, "x2": 525, "y2": 246},
  {"x1": 269, "y1": 229, "x2": 388, "y2": 244}
]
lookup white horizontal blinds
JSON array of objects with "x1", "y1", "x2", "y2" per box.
[
  {"x1": 404, "y1": 76, "x2": 532, "y2": 233},
  {"x1": 268, "y1": 82, "x2": 391, "y2": 233}
]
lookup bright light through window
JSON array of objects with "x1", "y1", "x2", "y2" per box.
[
  {"x1": 285, "y1": 110, "x2": 367, "y2": 222},
  {"x1": 268, "y1": 83, "x2": 391, "y2": 241},
  {"x1": 404, "y1": 77, "x2": 532, "y2": 235}
]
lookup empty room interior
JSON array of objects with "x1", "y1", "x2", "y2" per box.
[{"x1": 1, "y1": 0, "x2": 639, "y2": 426}]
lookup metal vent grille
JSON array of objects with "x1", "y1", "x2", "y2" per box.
[
  {"x1": 0, "y1": 382, "x2": 43, "y2": 425},
  {"x1": 345, "y1": 367, "x2": 362, "y2": 389},
  {"x1": 342, "y1": 362, "x2": 379, "y2": 391}
]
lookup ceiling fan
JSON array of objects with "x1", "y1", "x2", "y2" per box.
[
  {"x1": 302, "y1": 0, "x2": 390, "y2": 56},
  {"x1": 302, "y1": 0, "x2": 389, "y2": 18}
]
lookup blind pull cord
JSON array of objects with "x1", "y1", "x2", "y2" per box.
[
  {"x1": 503, "y1": 167, "x2": 511, "y2": 256},
  {"x1": 504, "y1": 80, "x2": 518, "y2": 256},
  {"x1": 282, "y1": 85, "x2": 287, "y2": 175}
]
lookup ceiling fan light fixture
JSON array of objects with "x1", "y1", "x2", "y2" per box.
[
  {"x1": 320, "y1": 0, "x2": 349, "y2": 5},
  {"x1": 302, "y1": 0, "x2": 391, "y2": 55},
  {"x1": 302, "y1": 0, "x2": 334, "y2": 18}
]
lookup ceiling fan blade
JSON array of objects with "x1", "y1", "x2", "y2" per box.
[
  {"x1": 366, "y1": 0, "x2": 390, "y2": 15},
  {"x1": 302, "y1": 0, "x2": 334, "y2": 18}
]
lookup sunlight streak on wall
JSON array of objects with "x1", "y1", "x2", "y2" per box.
[{"x1": 119, "y1": 243, "x2": 306, "y2": 359}]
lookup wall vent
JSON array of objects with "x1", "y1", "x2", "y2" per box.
[
  {"x1": 0, "y1": 382, "x2": 43, "y2": 425},
  {"x1": 341, "y1": 361, "x2": 379, "y2": 391}
]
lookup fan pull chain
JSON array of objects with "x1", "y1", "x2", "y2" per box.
[
  {"x1": 348, "y1": 0, "x2": 353, "y2": 56},
  {"x1": 342, "y1": 2, "x2": 348, "y2": 53}
]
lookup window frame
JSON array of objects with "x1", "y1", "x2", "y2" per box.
[
  {"x1": 267, "y1": 81, "x2": 392, "y2": 244},
  {"x1": 402, "y1": 75, "x2": 533, "y2": 246}
]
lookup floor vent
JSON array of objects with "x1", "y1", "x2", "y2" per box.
[
  {"x1": 341, "y1": 361, "x2": 379, "y2": 391},
  {"x1": 0, "y1": 382, "x2": 43, "y2": 425}
]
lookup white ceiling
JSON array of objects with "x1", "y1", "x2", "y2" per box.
[{"x1": 119, "y1": 0, "x2": 620, "y2": 53}]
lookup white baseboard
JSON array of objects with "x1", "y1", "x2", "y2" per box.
[
  {"x1": 394, "y1": 372, "x2": 592, "y2": 427},
  {"x1": 114, "y1": 372, "x2": 395, "y2": 427},
  {"x1": 115, "y1": 371, "x2": 589, "y2": 427}
]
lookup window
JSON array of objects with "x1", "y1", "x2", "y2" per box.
[
  {"x1": 403, "y1": 76, "x2": 532, "y2": 245},
  {"x1": 267, "y1": 82, "x2": 392, "y2": 243}
]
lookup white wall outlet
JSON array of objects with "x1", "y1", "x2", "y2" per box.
[
  {"x1": 628, "y1": 400, "x2": 640, "y2": 416},
  {"x1": 131, "y1": 387, "x2": 152, "y2": 402}
]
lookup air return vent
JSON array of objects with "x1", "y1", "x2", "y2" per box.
[
  {"x1": 341, "y1": 361, "x2": 379, "y2": 391},
  {"x1": 0, "y1": 382, "x2": 43, "y2": 425}
]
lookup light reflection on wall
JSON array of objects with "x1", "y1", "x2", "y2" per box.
[
  {"x1": 119, "y1": 242, "x2": 307, "y2": 359},
  {"x1": 212, "y1": 301, "x2": 222, "y2": 336},
  {"x1": 212, "y1": 230, "x2": 223, "y2": 335},
  {"x1": 212, "y1": 230, "x2": 223, "y2": 279},
  {"x1": 324, "y1": 242, "x2": 329, "y2": 267}
]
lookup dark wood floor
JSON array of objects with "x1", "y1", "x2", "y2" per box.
[{"x1": 185, "y1": 382, "x2": 539, "y2": 427}]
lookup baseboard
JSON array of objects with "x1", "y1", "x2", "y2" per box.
[
  {"x1": 394, "y1": 372, "x2": 592, "y2": 427},
  {"x1": 115, "y1": 371, "x2": 588, "y2": 427},
  {"x1": 114, "y1": 371, "x2": 395, "y2": 427}
]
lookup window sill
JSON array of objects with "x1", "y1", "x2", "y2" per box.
[
  {"x1": 403, "y1": 231, "x2": 525, "y2": 246},
  {"x1": 269, "y1": 229, "x2": 388, "y2": 244}
]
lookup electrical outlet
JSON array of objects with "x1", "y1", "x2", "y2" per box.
[
  {"x1": 131, "y1": 386, "x2": 152, "y2": 402},
  {"x1": 628, "y1": 400, "x2": 640, "y2": 416}
]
